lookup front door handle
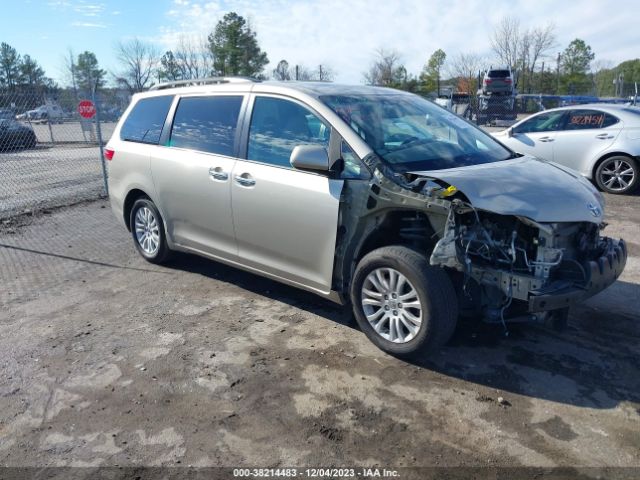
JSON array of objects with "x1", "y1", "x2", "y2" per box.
[
  {"x1": 209, "y1": 167, "x2": 228, "y2": 181},
  {"x1": 538, "y1": 136, "x2": 554, "y2": 142},
  {"x1": 234, "y1": 174, "x2": 256, "y2": 187}
]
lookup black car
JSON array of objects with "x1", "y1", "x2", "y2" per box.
[{"x1": 0, "y1": 119, "x2": 37, "y2": 151}]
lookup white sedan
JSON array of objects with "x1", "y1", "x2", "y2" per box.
[{"x1": 493, "y1": 104, "x2": 640, "y2": 194}]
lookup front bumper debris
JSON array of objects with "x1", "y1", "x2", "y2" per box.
[{"x1": 528, "y1": 238, "x2": 627, "y2": 312}]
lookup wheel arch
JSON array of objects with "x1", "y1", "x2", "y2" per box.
[
  {"x1": 122, "y1": 188, "x2": 151, "y2": 231},
  {"x1": 337, "y1": 208, "x2": 442, "y2": 295}
]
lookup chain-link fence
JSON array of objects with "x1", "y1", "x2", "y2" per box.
[{"x1": 0, "y1": 89, "x2": 119, "y2": 220}]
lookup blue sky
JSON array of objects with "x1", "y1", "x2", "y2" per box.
[{"x1": 2, "y1": 0, "x2": 639, "y2": 86}]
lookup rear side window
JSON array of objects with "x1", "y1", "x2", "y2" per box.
[
  {"x1": 120, "y1": 96, "x2": 173, "y2": 144},
  {"x1": 169, "y1": 96, "x2": 243, "y2": 156},
  {"x1": 564, "y1": 110, "x2": 619, "y2": 130}
]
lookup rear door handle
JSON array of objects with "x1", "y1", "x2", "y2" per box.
[
  {"x1": 596, "y1": 133, "x2": 613, "y2": 139},
  {"x1": 538, "y1": 136, "x2": 554, "y2": 142},
  {"x1": 234, "y1": 174, "x2": 256, "y2": 187},
  {"x1": 209, "y1": 167, "x2": 228, "y2": 181}
]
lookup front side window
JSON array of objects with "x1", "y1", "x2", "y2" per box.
[
  {"x1": 169, "y1": 96, "x2": 243, "y2": 156},
  {"x1": 513, "y1": 111, "x2": 566, "y2": 134},
  {"x1": 563, "y1": 110, "x2": 619, "y2": 130},
  {"x1": 120, "y1": 95, "x2": 173, "y2": 144},
  {"x1": 320, "y1": 93, "x2": 513, "y2": 171},
  {"x1": 248, "y1": 97, "x2": 330, "y2": 168}
]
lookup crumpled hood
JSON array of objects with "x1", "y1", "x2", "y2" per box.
[{"x1": 409, "y1": 156, "x2": 604, "y2": 224}]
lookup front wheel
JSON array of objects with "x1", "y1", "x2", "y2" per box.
[
  {"x1": 350, "y1": 246, "x2": 458, "y2": 358},
  {"x1": 129, "y1": 198, "x2": 171, "y2": 264},
  {"x1": 595, "y1": 156, "x2": 638, "y2": 194}
]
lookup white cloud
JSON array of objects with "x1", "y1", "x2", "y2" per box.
[
  {"x1": 74, "y1": 2, "x2": 106, "y2": 17},
  {"x1": 157, "y1": 0, "x2": 639, "y2": 83},
  {"x1": 71, "y1": 21, "x2": 107, "y2": 28}
]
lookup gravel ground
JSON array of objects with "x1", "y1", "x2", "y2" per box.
[
  {"x1": 0, "y1": 193, "x2": 638, "y2": 475},
  {"x1": 0, "y1": 145, "x2": 105, "y2": 219}
]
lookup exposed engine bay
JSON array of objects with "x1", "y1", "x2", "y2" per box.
[
  {"x1": 334, "y1": 159, "x2": 627, "y2": 331},
  {"x1": 430, "y1": 199, "x2": 615, "y2": 327}
]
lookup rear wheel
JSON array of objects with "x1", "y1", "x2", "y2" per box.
[
  {"x1": 129, "y1": 198, "x2": 171, "y2": 264},
  {"x1": 350, "y1": 246, "x2": 458, "y2": 358},
  {"x1": 595, "y1": 155, "x2": 638, "y2": 194}
]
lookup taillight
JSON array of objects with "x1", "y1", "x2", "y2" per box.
[
  {"x1": 484, "y1": 79, "x2": 492, "y2": 84},
  {"x1": 505, "y1": 78, "x2": 512, "y2": 83},
  {"x1": 104, "y1": 148, "x2": 115, "y2": 161}
]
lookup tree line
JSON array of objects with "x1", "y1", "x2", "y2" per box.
[
  {"x1": 1, "y1": 12, "x2": 638, "y2": 101},
  {"x1": 363, "y1": 16, "x2": 638, "y2": 98}
]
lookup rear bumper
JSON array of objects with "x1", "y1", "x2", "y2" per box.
[{"x1": 528, "y1": 238, "x2": 627, "y2": 312}]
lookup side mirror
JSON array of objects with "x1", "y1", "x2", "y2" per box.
[
  {"x1": 290, "y1": 145, "x2": 329, "y2": 172},
  {"x1": 507, "y1": 127, "x2": 514, "y2": 137}
]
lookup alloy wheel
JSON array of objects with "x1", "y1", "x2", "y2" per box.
[
  {"x1": 599, "y1": 158, "x2": 635, "y2": 192},
  {"x1": 361, "y1": 267, "x2": 423, "y2": 343},
  {"x1": 134, "y1": 207, "x2": 160, "y2": 255}
]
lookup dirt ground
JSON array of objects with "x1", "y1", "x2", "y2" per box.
[{"x1": 0, "y1": 193, "x2": 639, "y2": 476}]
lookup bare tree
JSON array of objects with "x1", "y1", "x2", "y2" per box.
[
  {"x1": 61, "y1": 48, "x2": 79, "y2": 99},
  {"x1": 273, "y1": 59, "x2": 291, "y2": 80},
  {"x1": 363, "y1": 49, "x2": 404, "y2": 86},
  {"x1": 114, "y1": 38, "x2": 160, "y2": 92},
  {"x1": 491, "y1": 17, "x2": 521, "y2": 68},
  {"x1": 174, "y1": 34, "x2": 209, "y2": 79},
  {"x1": 198, "y1": 35, "x2": 213, "y2": 77},
  {"x1": 491, "y1": 17, "x2": 556, "y2": 92},
  {"x1": 526, "y1": 24, "x2": 556, "y2": 91},
  {"x1": 448, "y1": 52, "x2": 485, "y2": 94}
]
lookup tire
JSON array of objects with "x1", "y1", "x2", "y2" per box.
[
  {"x1": 129, "y1": 197, "x2": 171, "y2": 264},
  {"x1": 350, "y1": 246, "x2": 458, "y2": 358},
  {"x1": 595, "y1": 155, "x2": 639, "y2": 194}
]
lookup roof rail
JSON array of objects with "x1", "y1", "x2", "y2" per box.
[{"x1": 149, "y1": 76, "x2": 259, "y2": 91}]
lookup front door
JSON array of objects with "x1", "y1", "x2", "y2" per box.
[
  {"x1": 509, "y1": 110, "x2": 567, "y2": 161},
  {"x1": 231, "y1": 95, "x2": 343, "y2": 293}
]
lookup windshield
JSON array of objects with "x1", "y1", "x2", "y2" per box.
[{"x1": 319, "y1": 93, "x2": 514, "y2": 171}]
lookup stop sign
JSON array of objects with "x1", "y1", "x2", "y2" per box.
[{"x1": 78, "y1": 100, "x2": 96, "y2": 119}]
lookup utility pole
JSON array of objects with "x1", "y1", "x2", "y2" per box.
[
  {"x1": 295, "y1": 65, "x2": 299, "y2": 81},
  {"x1": 91, "y1": 74, "x2": 108, "y2": 195},
  {"x1": 556, "y1": 52, "x2": 561, "y2": 94},
  {"x1": 319, "y1": 64, "x2": 323, "y2": 81}
]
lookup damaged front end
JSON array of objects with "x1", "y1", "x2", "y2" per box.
[
  {"x1": 335, "y1": 155, "x2": 627, "y2": 330},
  {"x1": 430, "y1": 200, "x2": 627, "y2": 326}
]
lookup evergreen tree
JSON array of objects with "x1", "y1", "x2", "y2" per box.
[{"x1": 208, "y1": 12, "x2": 269, "y2": 78}]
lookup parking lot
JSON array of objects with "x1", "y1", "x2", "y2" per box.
[{"x1": 0, "y1": 189, "x2": 638, "y2": 472}]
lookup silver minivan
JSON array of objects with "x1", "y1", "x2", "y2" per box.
[{"x1": 106, "y1": 78, "x2": 626, "y2": 357}]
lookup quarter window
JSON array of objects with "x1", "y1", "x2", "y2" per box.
[
  {"x1": 563, "y1": 110, "x2": 619, "y2": 130},
  {"x1": 341, "y1": 142, "x2": 370, "y2": 179},
  {"x1": 248, "y1": 97, "x2": 330, "y2": 168},
  {"x1": 513, "y1": 111, "x2": 565, "y2": 134},
  {"x1": 120, "y1": 95, "x2": 173, "y2": 144},
  {"x1": 169, "y1": 96, "x2": 243, "y2": 156}
]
